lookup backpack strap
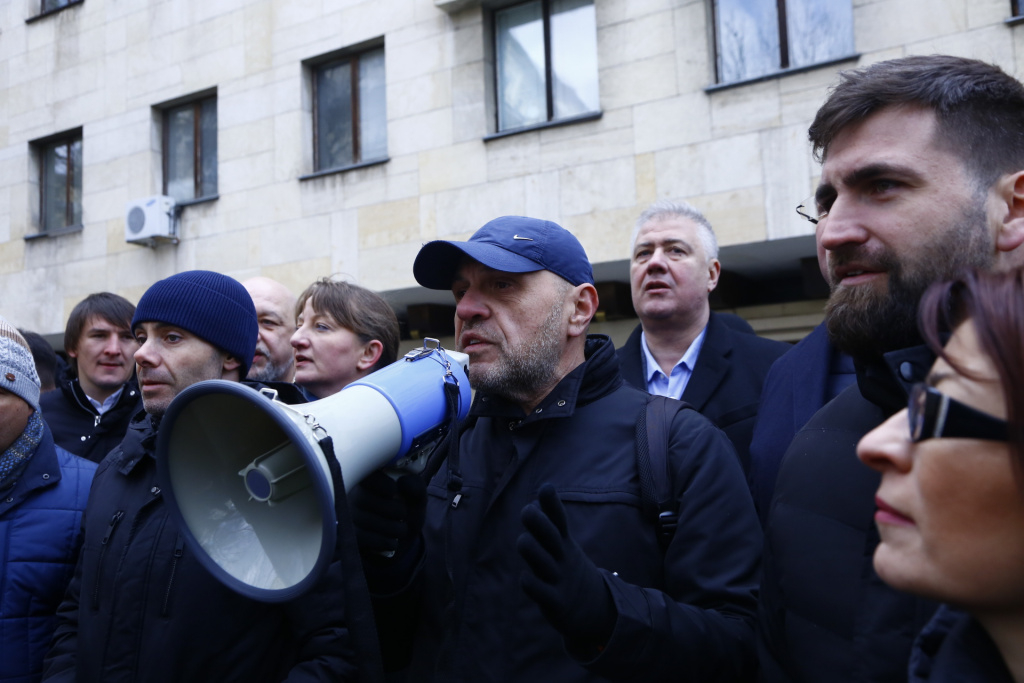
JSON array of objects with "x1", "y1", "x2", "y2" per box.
[{"x1": 636, "y1": 394, "x2": 689, "y2": 550}]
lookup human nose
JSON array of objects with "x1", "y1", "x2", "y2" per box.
[
  {"x1": 455, "y1": 287, "x2": 489, "y2": 322},
  {"x1": 134, "y1": 338, "x2": 158, "y2": 368},
  {"x1": 102, "y1": 334, "x2": 122, "y2": 355},
  {"x1": 290, "y1": 325, "x2": 307, "y2": 349},
  {"x1": 857, "y1": 409, "x2": 913, "y2": 474},
  {"x1": 817, "y1": 194, "x2": 870, "y2": 252}
]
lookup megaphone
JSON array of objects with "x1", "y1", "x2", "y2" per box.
[{"x1": 155, "y1": 340, "x2": 470, "y2": 603}]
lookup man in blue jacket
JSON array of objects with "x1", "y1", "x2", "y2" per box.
[
  {"x1": 353, "y1": 216, "x2": 762, "y2": 682},
  {"x1": 43, "y1": 271, "x2": 359, "y2": 683},
  {"x1": 0, "y1": 316, "x2": 96, "y2": 683}
]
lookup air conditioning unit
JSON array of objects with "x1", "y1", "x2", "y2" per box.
[{"x1": 125, "y1": 195, "x2": 178, "y2": 246}]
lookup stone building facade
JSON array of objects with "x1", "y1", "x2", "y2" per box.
[{"x1": 1, "y1": 0, "x2": 1021, "y2": 345}]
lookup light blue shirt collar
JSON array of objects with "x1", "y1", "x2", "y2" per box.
[
  {"x1": 87, "y1": 385, "x2": 123, "y2": 416},
  {"x1": 640, "y1": 326, "x2": 707, "y2": 399}
]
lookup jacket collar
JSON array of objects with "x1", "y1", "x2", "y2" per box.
[
  {"x1": 0, "y1": 423, "x2": 62, "y2": 515},
  {"x1": 469, "y1": 334, "x2": 623, "y2": 421},
  {"x1": 115, "y1": 411, "x2": 160, "y2": 475},
  {"x1": 855, "y1": 344, "x2": 935, "y2": 416}
]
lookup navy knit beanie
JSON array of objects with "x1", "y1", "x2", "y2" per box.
[{"x1": 132, "y1": 270, "x2": 258, "y2": 378}]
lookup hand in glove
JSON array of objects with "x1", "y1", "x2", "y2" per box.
[
  {"x1": 517, "y1": 484, "x2": 616, "y2": 649},
  {"x1": 349, "y1": 470, "x2": 427, "y2": 568}
]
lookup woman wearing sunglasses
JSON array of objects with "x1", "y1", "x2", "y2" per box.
[{"x1": 857, "y1": 268, "x2": 1024, "y2": 682}]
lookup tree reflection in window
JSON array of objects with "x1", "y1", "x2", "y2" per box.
[
  {"x1": 715, "y1": 0, "x2": 854, "y2": 84},
  {"x1": 495, "y1": 0, "x2": 599, "y2": 132}
]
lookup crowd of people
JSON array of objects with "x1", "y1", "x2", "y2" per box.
[{"x1": 3, "y1": 53, "x2": 1024, "y2": 682}]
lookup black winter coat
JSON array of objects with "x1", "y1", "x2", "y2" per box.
[
  {"x1": 908, "y1": 606, "x2": 1014, "y2": 682},
  {"x1": 42, "y1": 411, "x2": 357, "y2": 683},
  {"x1": 757, "y1": 345, "x2": 939, "y2": 682},
  {"x1": 375, "y1": 335, "x2": 762, "y2": 682},
  {"x1": 40, "y1": 368, "x2": 142, "y2": 463}
]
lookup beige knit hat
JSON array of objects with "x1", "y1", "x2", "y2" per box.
[{"x1": 0, "y1": 316, "x2": 41, "y2": 411}]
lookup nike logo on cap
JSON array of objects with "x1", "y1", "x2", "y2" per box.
[{"x1": 513, "y1": 235, "x2": 534, "y2": 241}]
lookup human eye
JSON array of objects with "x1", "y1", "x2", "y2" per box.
[
  {"x1": 633, "y1": 248, "x2": 651, "y2": 262},
  {"x1": 868, "y1": 179, "x2": 900, "y2": 195},
  {"x1": 134, "y1": 333, "x2": 147, "y2": 345},
  {"x1": 165, "y1": 332, "x2": 183, "y2": 343}
]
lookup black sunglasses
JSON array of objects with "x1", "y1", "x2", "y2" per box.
[{"x1": 909, "y1": 383, "x2": 1009, "y2": 443}]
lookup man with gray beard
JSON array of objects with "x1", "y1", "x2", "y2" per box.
[
  {"x1": 349, "y1": 216, "x2": 762, "y2": 682},
  {"x1": 758, "y1": 55, "x2": 1024, "y2": 683},
  {"x1": 243, "y1": 277, "x2": 297, "y2": 383}
]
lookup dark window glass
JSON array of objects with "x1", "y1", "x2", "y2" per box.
[
  {"x1": 715, "y1": 0, "x2": 854, "y2": 83},
  {"x1": 314, "y1": 46, "x2": 388, "y2": 171},
  {"x1": 40, "y1": 134, "x2": 82, "y2": 232},
  {"x1": 164, "y1": 97, "x2": 217, "y2": 202},
  {"x1": 41, "y1": 0, "x2": 74, "y2": 12},
  {"x1": 494, "y1": 0, "x2": 599, "y2": 132}
]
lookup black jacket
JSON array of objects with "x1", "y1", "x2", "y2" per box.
[
  {"x1": 43, "y1": 410, "x2": 358, "y2": 683},
  {"x1": 908, "y1": 606, "x2": 1014, "y2": 682},
  {"x1": 617, "y1": 312, "x2": 789, "y2": 474},
  {"x1": 40, "y1": 367, "x2": 142, "y2": 463},
  {"x1": 375, "y1": 335, "x2": 762, "y2": 682},
  {"x1": 757, "y1": 346, "x2": 939, "y2": 682}
]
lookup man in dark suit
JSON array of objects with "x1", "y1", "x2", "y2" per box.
[{"x1": 617, "y1": 200, "x2": 788, "y2": 473}]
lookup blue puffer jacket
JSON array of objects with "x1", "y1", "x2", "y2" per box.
[{"x1": 0, "y1": 423, "x2": 96, "y2": 683}]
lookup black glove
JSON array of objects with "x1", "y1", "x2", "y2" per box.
[
  {"x1": 517, "y1": 484, "x2": 616, "y2": 649},
  {"x1": 349, "y1": 470, "x2": 427, "y2": 567}
]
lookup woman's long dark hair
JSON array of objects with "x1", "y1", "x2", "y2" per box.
[{"x1": 918, "y1": 267, "x2": 1024, "y2": 460}]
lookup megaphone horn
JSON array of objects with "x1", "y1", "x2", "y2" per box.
[{"x1": 155, "y1": 340, "x2": 471, "y2": 603}]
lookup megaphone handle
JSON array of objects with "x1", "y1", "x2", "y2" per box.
[{"x1": 419, "y1": 380, "x2": 464, "y2": 485}]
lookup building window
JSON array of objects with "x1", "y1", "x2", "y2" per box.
[
  {"x1": 38, "y1": 133, "x2": 83, "y2": 233},
  {"x1": 40, "y1": 0, "x2": 77, "y2": 13},
  {"x1": 1014, "y1": 0, "x2": 1024, "y2": 16},
  {"x1": 493, "y1": 0, "x2": 600, "y2": 133},
  {"x1": 714, "y1": 0, "x2": 854, "y2": 84},
  {"x1": 313, "y1": 46, "x2": 387, "y2": 171},
  {"x1": 163, "y1": 96, "x2": 217, "y2": 202}
]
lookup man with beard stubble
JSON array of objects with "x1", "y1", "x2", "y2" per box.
[
  {"x1": 243, "y1": 276, "x2": 297, "y2": 384},
  {"x1": 44, "y1": 270, "x2": 358, "y2": 682},
  {"x1": 349, "y1": 216, "x2": 762, "y2": 682},
  {"x1": 757, "y1": 55, "x2": 1024, "y2": 683}
]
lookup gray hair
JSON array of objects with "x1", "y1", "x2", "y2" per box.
[{"x1": 630, "y1": 199, "x2": 719, "y2": 262}]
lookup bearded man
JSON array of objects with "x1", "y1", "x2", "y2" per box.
[
  {"x1": 350, "y1": 216, "x2": 762, "y2": 682},
  {"x1": 757, "y1": 55, "x2": 1024, "y2": 683}
]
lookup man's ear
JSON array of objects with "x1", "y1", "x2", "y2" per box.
[
  {"x1": 707, "y1": 258, "x2": 722, "y2": 293},
  {"x1": 356, "y1": 340, "x2": 384, "y2": 371},
  {"x1": 567, "y1": 284, "x2": 599, "y2": 338},
  {"x1": 222, "y1": 354, "x2": 242, "y2": 379},
  {"x1": 995, "y1": 170, "x2": 1024, "y2": 255}
]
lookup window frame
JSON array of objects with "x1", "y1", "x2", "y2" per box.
[
  {"x1": 25, "y1": 0, "x2": 83, "y2": 23},
  {"x1": 161, "y1": 94, "x2": 218, "y2": 203},
  {"x1": 488, "y1": 0, "x2": 602, "y2": 137},
  {"x1": 307, "y1": 44, "x2": 389, "y2": 175},
  {"x1": 710, "y1": 0, "x2": 858, "y2": 87},
  {"x1": 30, "y1": 129, "x2": 84, "y2": 238}
]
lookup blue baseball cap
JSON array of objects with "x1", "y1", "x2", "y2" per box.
[{"x1": 413, "y1": 216, "x2": 595, "y2": 290}]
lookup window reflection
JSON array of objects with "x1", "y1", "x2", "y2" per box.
[{"x1": 494, "y1": 0, "x2": 600, "y2": 133}]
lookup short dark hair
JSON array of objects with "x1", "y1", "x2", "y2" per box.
[
  {"x1": 919, "y1": 268, "x2": 1024, "y2": 462},
  {"x1": 18, "y1": 329, "x2": 57, "y2": 392},
  {"x1": 809, "y1": 55, "x2": 1024, "y2": 188},
  {"x1": 295, "y1": 278, "x2": 400, "y2": 372},
  {"x1": 64, "y1": 293, "x2": 136, "y2": 373}
]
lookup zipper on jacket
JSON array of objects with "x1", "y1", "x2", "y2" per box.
[
  {"x1": 93, "y1": 510, "x2": 125, "y2": 609},
  {"x1": 161, "y1": 534, "x2": 185, "y2": 617}
]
